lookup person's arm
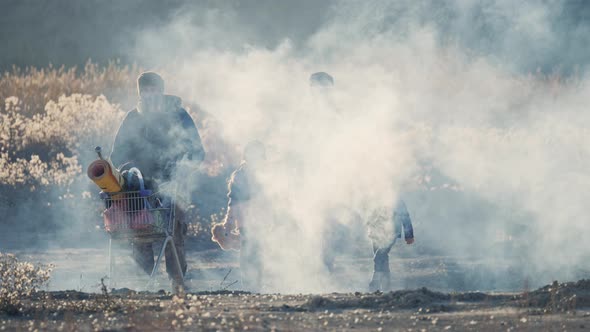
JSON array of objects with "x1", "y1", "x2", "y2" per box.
[
  {"x1": 225, "y1": 199, "x2": 246, "y2": 231},
  {"x1": 226, "y1": 167, "x2": 250, "y2": 230},
  {"x1": 109, "y1": 110, "x2": 139, "y2": 168},
  {"x1": 178, "y1": 108, "x2": 205, "y2": 163},
  {"x1": 394, "y1": 200, "x2": 414, "y2": 244},
  {"x1": 211, "y1": 167, "x2": 248, "y2": 250},
  {"x1": 160, "y1": 108, "x2": 204, "y2": 180},
  {"x1": 211, "y1": 200, "x2": 242, "y2": 251}
]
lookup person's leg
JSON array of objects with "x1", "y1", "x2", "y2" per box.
[
  {"x1": 321, "y1": 216, "x2": 346, "y2": 273},
  {"x1": 321, "y1": 235, "x2": 336, "y2": 273},
  {"x1": 165, "y1": 205, "x2": 188, "y2": 289},
  {"x1": 132, "y1": 242, "x2": 154, "y2": 275},
  {"x1": 239, "y1": 232, "x2": 262, "y2": 292}
]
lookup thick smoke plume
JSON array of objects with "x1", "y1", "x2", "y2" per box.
[{"x1": 130, "y1": 0, "x2": 590, "y2": 292}]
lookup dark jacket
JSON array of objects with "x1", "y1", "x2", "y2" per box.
[
  {"x1": 110, "y1": 95, "x2": 205, "y2": 182},
  {"x1": 393, "y1": 200, "x2": 414, "y2": 240},
  {"x1": 367, "y1": 199, "x2": 414, "y2": 244}
]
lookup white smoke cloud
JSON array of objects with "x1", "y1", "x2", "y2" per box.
[{"x1": 126, "y1": 0, "x2": 590, "y2": 292}]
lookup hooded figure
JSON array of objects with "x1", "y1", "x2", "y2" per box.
[
  {"x1": 110, "y1": 72, "x2": 205, "y2": 182},
  {"x1": 109, "y1": 72, "x2": 205, "y2": 290}
]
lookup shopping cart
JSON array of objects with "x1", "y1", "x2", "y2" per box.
[{"x1": 99, "y1": 168, "x2": 183, "y2": 289}]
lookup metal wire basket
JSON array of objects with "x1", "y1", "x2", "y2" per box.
[
  {"x1": 100, "y1": 183, "x2": 183, "y2": 288},
  {"x1": 100, "y1": 189, "x2": 174, "y2": 240}
]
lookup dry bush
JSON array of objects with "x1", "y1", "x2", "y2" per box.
[
  {"x1": 0, "y1": 61, "x2": 138, "y2": 118},
  {"x1": 0, "y1": 94, "x2": 122, "y2": 189},
  {"x1": 0, "y1": 252, "x2": 52, "y2": 314},
  {"x1": 0, "y1": 62, "x2": 132, "y2": 191},
  {"x1": 40, "y1": 94, "x2": 124, "y2": 152}
]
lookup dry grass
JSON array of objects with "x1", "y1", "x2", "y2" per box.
[
  {"x1": 0, "y1": 61, "x2": 138, "y2": 118},
  {"x1": 0, "y1": 61, "x2": 137, "y2": 190},
  {"x1": 0, "y1": 253, "x2": 53, "y2": 314},
  {"x1": 0, "y1": 94, "x2": 122, "y2": 188}
]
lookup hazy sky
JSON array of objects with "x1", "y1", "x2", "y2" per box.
[
  {"x1": 2, "y1": 0, "x2": 590, "y2": 72},
  {"x1": 0, "y1": 0, "x2": 333, "y2": 70}
]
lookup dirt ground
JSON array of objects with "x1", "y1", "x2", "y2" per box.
[
  {"x1": 2, "y1": 245, "x2": 590, "y2": 331},
  {"x1": 0, "y1": 282, "x2": 589, "y2": 331}
]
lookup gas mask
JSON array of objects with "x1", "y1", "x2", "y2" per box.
[{"x1": 138, "y1": 94, "x2": 164, "y2": 113}]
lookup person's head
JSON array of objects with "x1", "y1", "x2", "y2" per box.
[
  {"x1": 309, "y1": 72, "x2": 338, "y2": 113},
  {"x1": 137, "y1": 72, "x2": 165, "y2": 112},
  {"x1": 243, "y1": 140, "x2": 266, "y2": 165},
  {"x1": 309, "y1": 72, "x2": 334, "y2": 88}
]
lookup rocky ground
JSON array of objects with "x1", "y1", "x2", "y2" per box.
[
  {"x1": 2, "y1": 244, "x2": 589, "y2": 331},
  {"x1": 0, "y1": 280, "x2": 589, "y2": 331}
]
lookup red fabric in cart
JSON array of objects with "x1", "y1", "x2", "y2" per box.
[{"x1": 103, "y1": 197, "x2": 155, "y2": 232}]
